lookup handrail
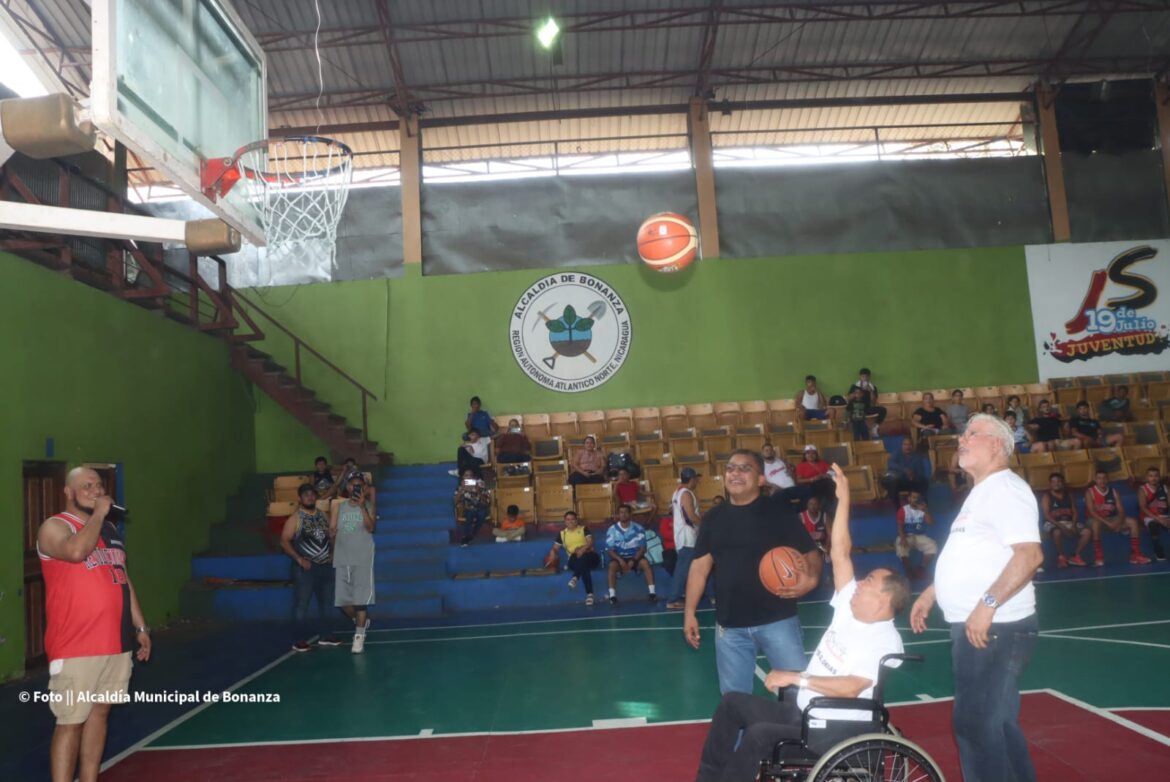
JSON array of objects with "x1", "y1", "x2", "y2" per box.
[{"x1": 229, "y1": 288, "x2": 378, "y2": 401}]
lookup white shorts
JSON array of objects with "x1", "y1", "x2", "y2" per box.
[
  {"x1": 895, "y1": 533, "x2": 938, "y2": 558},
  {"x1": 1043, "y1": 520, "x2": 1086, "y2": 534}
]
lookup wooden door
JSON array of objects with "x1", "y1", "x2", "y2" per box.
[{"x1": 23, "y1": 461, "x2": 65, "y2": 668}]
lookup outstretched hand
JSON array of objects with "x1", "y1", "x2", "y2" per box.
[{"x1": 829, "y1": 463, "x2": 850, "y2": 504}]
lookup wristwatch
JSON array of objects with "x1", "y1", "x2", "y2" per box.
[
  {"x1": 798, "y1": 674, "x2": 810, "y2": 690},
  {"x1": 135, "y1": 625, "x2": 151, "y2": 635},
  {"x1": 981, "y1": 592, "x2": 1000, "y2": 609}
]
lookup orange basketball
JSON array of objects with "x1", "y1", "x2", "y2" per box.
[
  {"x1": 759, "y1": 547, "x2": 804, "y2": 595},
  {"x1": 636, "y1": 212, "x2": 699, "y2": 272}
]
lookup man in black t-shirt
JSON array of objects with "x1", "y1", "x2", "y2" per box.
[
  {"x1": 848, "y1": 367, "x2": 886, "y2": 439},
  {"x1": 683, "y1": 449, "x2": 822, "y2": 694},
  {"x1": 1026, "y1": 399, "x2": 1078, "y2": 453},
  {"x1": 1068, "y1": 401, "x2": 1123, "y2": 448}
]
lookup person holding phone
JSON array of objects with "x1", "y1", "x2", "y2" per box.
[
  {"x1": 454, "y1": 469, "x2": 491, "y2": 546},
  {"x1": 331, "y1": 474, "x2": 376, "y2": 653}
]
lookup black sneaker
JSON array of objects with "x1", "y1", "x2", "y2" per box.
[
  {"x1": 317, "y1": 636, "x2": 342, "y2": 647},
  {"x1": 291, "y1": 641, "x2": 312, "y2": 653},
  {"x1": 608, "y1": 596, "x2": 618, "y2": 606},
  {"x1": 647, "y1": 593, "x2": 658, "y2": 603}
]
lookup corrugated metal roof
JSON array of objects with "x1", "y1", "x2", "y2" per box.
[{"x1": 5, "y1": 0, "x2": 1168, "y2": 176}]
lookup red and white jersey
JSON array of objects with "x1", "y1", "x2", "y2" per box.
[
  {"x1": 38, "y1": 513, "x2": 134, "y2": 663},
  {"x1": 1140, "y1": 483, "x2": 1169, "y2": 522},
  {"x1": 1087, "y1": 485, "x2": 1119, "y2": 519},
  {"x1": 800, "y1": 510, "x2": 826, "y2": 542}
]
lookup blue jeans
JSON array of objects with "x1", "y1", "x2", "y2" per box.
[
  {"x1": 715, "y1": 615, "x2": 806, "y2": 694},
  {"x1": 462, "y1": 506, "x2": 488, "y2": 542},
  {"x1": 950, "y1": 615, "x2": 1039, "y2": 782},
  {"x1": 668, "y1": 547, "x2": 714, "y2": 603},
  {"x1": 292, "y1": 560, "x2": 335, "y2": 641}
]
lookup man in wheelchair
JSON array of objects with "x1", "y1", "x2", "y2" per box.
[{"x1": 695, "y1": 464, "x2": 912, "y2": 782}]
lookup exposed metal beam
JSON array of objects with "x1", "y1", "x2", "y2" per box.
[
  {"x1": 1043, "y1": 0, "x2": 1124, "y2": 83},
  {"x1": 373, "y1": 0, "x2": 416, "y2": 117},
  {"x1": 270, "y1": 91, "x2": 1032, "y2": 137},
  {"x1": 694, "y1": 0, "x2": 724, "y2": 98},
  {"x1": 266, "y1": 56, "x2": 1158, "y2": 110},
  {"x1": 248, "y1": 2, "x2": 1170, "y2": 50}
]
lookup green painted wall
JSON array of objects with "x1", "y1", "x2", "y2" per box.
[
  {"x1": 254, "y1": 393, "x2": 330, "y2": 473},
  {"x1": 0, "y1": 253, "x2": 256, "y2": 682},
  {"x1": 251, "y1": 247, "x2": 1039, "y2": 467}
]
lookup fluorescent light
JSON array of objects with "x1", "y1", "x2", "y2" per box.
[{"x1": 536, "y1": 17, "x2": 560, "y2": 49}]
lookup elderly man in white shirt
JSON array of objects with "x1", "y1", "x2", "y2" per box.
[{"x1": 911, "y1": 413, "x2": 1043, "y2": 782}]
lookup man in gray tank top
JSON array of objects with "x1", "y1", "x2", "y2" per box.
[{"x1": 331, "y1": 474, "x2": 377, "y2": 653}]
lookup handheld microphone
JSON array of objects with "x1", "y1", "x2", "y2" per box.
[{"x1": 108, "y1": 503, "x2": 129, "y2": 520}]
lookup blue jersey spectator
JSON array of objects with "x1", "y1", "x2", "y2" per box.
[
  {"x1": 881, "y1": 437, "x2": 931, "y2": 504},
  {"x1": 604, "y1": 505, "x2": 656, "y2": 605},
  {"x1": 464, "y1": 395, "x2": 498, "y2": 440}
]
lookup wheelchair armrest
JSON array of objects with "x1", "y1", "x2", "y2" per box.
[
  {"x1": 800, "y1": 697, "x2": 890, "y2": 747},
  {"x1": 770, "y1": 737, "x2": 807, "y2": 764}
]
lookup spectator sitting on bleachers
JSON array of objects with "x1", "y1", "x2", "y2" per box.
[
  {"x1": 1086, "y1": 469, "x2": 1150, "y2": 566},
  {"x1": 1068, "y1": 401, "x2": 1124, "y2": 448},
  {"x1": 614, "y1": 467, "x2": 655, "y2": 521},
  {"x1": 1043, "y1": 473, "x2": 1089, "y2": 568},
  {"x1": 1138, "y1": 467, "x2": 1169, "y2": 561},
  {"x1": 895, "y1": 490, "x2": 937, "y2": 579},
  {"x1": 911, "y1": 392, "x2": 950, "y2": 439},
  {"x1": 799, "y1": 495, "x2": 830, "y2": 555},
  {"x1": 761, "y1": 443, "x2": 805, "y2": 505},
  {"x1": 881, "y1": 437, "x2": 930, "y2": 505},
  {"x1": 1098, "y1": 385, "x2": 1133, "y2": 423},
  {"x1": 1026, "y1": 399, "x2": 1078, "y2": 453},
  {"x1": 464, "y1": 395, "x2": 498, "y2": 440},
  {"x1": 493, "y1": 503, "x2": 525, "y2": 543},
  {"x1": 310, "y1": 456, "x2": 337, "y2": 498},
  {"x1": 980, "y1": 403, "x2": 997, "y2": 416},
  {"x1": 848, "y1": 367, "x2": 885, "y2": 439},
  {"x1": 845, "y1": 388, "x2": 870, "y2": 441},
  {"x1": 454, "y1": 470, "x2": 491, "y2": 547},
  {"x1": 569, "y1": 435, "x2": 608, "y2": 486},
  {"x1": 795, "y1": 444, "x2": 835, "y2": 506},
  {"x1": 1003, "y1": 411, "x2": 1030, "y2": 452},
  {"x1": 280, "y1": 484, "x2": 340, "y2": 652},
  {"x1": 945, "y1": 389, "x2": 972, "y2": 434},
  {"x1": 338, "y1": 457, "x2": 361, "y2": 491},
  {"x1": 605, "y1": 504, "x2": 657, "y2": 605},
  {"x1": 948, "y1": 449, "x2": 971, "y2": 498},
  {"x1": 453, "y1": 430, "x2": 490, "y2": 478},
  {"x1": 494, "y1": 418, "x2": 531, "y2": 463},
  {"x1": 1005, "y1": 394, "x2": 1029, "y2": 424},
  {"x1": 795, "y1": 374, "x2": 829, "y2": 421},
  {"x1": 550, "y1": 511, "x2": 600, "y2": 606}
]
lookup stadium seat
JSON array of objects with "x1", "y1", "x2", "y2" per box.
[
  {"x1": 575, "y1": 482, "x2": 614, "y2": 522},
  {"x1": 1018, "y1": 451, "x2": 1057, "y2": 491},
  {"x1": 578, "y1": 410, "x2": 606, "y2": 437},
  {"x1": 700, "y1": 426, "x2": 734, "y2": 454},
  {"x1": 642, "y1": 456, "x2": 676, "y2": 492},
  {"x1": 652, "y1": 477, "x2": 678, "y2": 511},
  {"x1": 497, "y1": 463, "x2": 533, "y2": 489},
  {"x1": 735, "y1": 424, "x2": 767, "y2": 452},
  {"x1": 666, "y1": 428, "x2": 702, "y2": 458},
  {"x1": 633, "y1": 406, "x2": 662, "y2": 434},
  {"x1": 768, "y1": 423, "x2": 802, "y2": 453},
  {"x1": 820, "y1": 443, "x2": 852, "y2": 467},
  {"x1": 605, "y1": 408, "x2": 634, "y2": 434},
  {"x1": 975, "y1": 386, "x2": 1003, "y2": 413},
  {"x1": 272, "y1": 487, "x2": 300, "y2": 503},
  {"x1": 495, "y1": 414, "x2": 521, "y2": 432},
  {"x1": 695, "y1": 475, "x2": 726, "y2": 512},
  {"x1": 550, "y1": 411, "x2": 579, "y2": 438},
  {"x1": 876, "y1": 392, "x2": 903, "y2": 423},
  {"x1": 531, "y1": 435, "x2": 564, "y2": 462},
  {"x1": 1131, "y1": 422, "x2": 1164, "y2": 446},
  {"x1": 273, "y1": 475, "x2": 308, "y2": 492},
  {"x1": 739, "y1": 400, "x2": 769, "y2": 427},
  {"x1": 766, "y1": 399, "x2": 799, "y2": 427},
  {"x1": 842, "y1": 465, "x2": 879, "y2": 503},
  {"x1": 852, "y1": 440, "x2": 889, "y2": 475},
  {"x1": 525, "y1": 413, "x2": 552, "y2": 439},
  {"x1": 712, "y1": 452, "x2": 733, "y2": 477},
  {"x1": 675, "y1": 451, "x2": 710, "y2": 474},
  {"x1": 714, "y1": 401, "x2": 742, "y2": 427},
  {"x1": 1024, "y1": 382, "x2": 1052, "y2": 411},
  {"x1": 601, "y1": 432, "x2": 632, "y2": 454},
  {"x1": 1104, "y1": 373, "x2": 1135, "y2": 386},
  {"x1": 496, "y1": 486, "x2": 535, "y2": 524},
  {"x1": 536, "y1": 485, "x2": 575, "y2": 523},
  {"x1": 533, "y1": 460, "x2": 568, "y2": 491},
  {"x1": 267, "y1": 500, "x2": 296, "y2": 518},
  {"x1": 1053, "y1": 449, "x2": 1093, "y2": 487},
  {"x1": 1123, "y1": 445, "x2": 1166, "y2": 481},
  {"x1": 687, "y1": 402, "x2": 717, "y2": 430},
  {"x1": 634, "y1": 430, "x2": 667, "y2": 462},
  {"x1": 660, "y1": 404, "x2": 690, "y2": 432},
  {"x1": 802, "y1": 421, "x2": 840, "y2": 450},
  {"x1": 1089, "y1": 447, "x2": 1128, "y2": 482}
]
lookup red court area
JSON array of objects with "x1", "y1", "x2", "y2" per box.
[{"x1": 103, "y1": 693, "x2": 1169, "y2": 782}]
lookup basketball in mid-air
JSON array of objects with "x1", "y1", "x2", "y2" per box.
[
  {"x1": 759, "y1": 546, "x2": 804, "y2": 595},
  {"x1": 636, "y1": 212, "x2": 699, "y2": 272}
]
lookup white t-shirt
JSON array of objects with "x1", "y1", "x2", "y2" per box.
[
  {"x1": 799, "y1": 579, "x2": 904, "y2": 720},
  {"x1": 935, "y1": 469, "x2": 1040, "y2": 623},
  {"x1": 763, "y1": 458, "x2": 795, "y2": 489},
  {"x1": 672, "y1": 487, "x2": 698, "y2": 549},
  {"x1": 801, "y1": 390, "x2": 822, "y2": 411},
  {"x1": 465, "y1": 438, "x2": 490, "y2": 461}
]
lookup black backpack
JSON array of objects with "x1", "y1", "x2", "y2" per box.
[{"x1": 608, "y1": 451, "x2": 641, "y2": 479}]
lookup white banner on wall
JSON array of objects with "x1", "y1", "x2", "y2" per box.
[{"x1": 1025, "y1": 239, "x2": 1170, "y2": 380}]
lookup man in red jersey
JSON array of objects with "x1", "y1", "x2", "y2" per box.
[{"x1": 37, "y1": 467, "x2": 151, "y2": 782}]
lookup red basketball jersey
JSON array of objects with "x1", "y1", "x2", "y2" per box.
[
  {"x1": 39, "y1": 513, "x2": 134, "y2": 662},
  {"x1": 1088, "y1": 485, "x2": 1118, "y2": 518}
]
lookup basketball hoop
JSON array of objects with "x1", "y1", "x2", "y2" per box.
[{"x1": 202, "y1": 135, "x2": 353, "y2": 257}]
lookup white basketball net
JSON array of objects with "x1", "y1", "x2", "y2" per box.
[{"x1": 235, "y1": 136, "x2": 353, "y2": 269}]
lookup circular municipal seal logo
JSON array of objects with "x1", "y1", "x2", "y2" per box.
[{"x1": 510, "y1": 273, "x2": 633, "y2": 392}]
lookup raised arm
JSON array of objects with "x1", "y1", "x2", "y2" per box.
[
  {"x1": 36, "y1": 499, "x2": 111, "y2": 563},
  {"x1": 828, "y1": 463, "x2": 854, "y2": 590}
]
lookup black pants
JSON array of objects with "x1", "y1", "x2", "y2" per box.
[
  {"x1": 866, "y1": 405, "x2": 888, "y2": 425},
  {"x1": 662, "y1": 548, "x2": 678, "y2": 576},
  {"x1": 568, "y1": 551, "x2": 601, "y2": 594},
  {"x1": 569, "y1": 472, "x2": 605, "y2": 486},
  {"x1": 456, "y1": 448, "x2": 484, "y2": 478},
  {"x1": 496, "y1": 452, "x2": 530, "y2": 463},
  {"x1": 696, "y1": 692, "x2": 803, "y2": 782},
  {"x1": 1148, "y1": 520, "x2": 1167, "y2": 558},
  {"x1": 881, "y1": 475, "x2": 928, "y2": 503}
]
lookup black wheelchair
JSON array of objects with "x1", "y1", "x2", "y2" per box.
[{"x1": 758, "y1": 654, "x2": 946, "y2": 782}]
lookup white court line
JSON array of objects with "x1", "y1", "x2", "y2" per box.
[
  {"x1": 418, "y1": 728, "x2": 434, "y2": 736},
  {"x1": 140, "y1": 716, "x2": 715, "y2": 752},
  {"x1": 592, "y1": 717, "x2": 647, "y2": 728},
  {"x1": 363, "y1": 607, "x2": 715, "y2": 635},
  {"x1": 1035, "y1": 570, "x2": 1170, "y2": 585},
  {"x1": 365, "y1": 624, "x2": 834, "y2": 646},
  {"x1": 1043, "y1": 688, "x2": 1170, "y2": 748},
  {"x1": 754, "y1": 664, "x2": 769, "y2": 684},
  {"x1": 1109, "y1": 706, "x2": 1170, "y2": 712},
  {"x1": 100, "y1": 648, "x2": 298, "y2": 772},
  {"x1": 1039, "y1": 633, "x2": 1170, "y2": 652},
  {"x1": 915, "y1": 694, "x2": 936, "y2": 701},
  {"x1": 1040, "y1": 618, "x2": 1170, "y2": 634}
]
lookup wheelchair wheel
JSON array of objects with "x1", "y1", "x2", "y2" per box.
[{"x1": 807, "y1": 733, "x2": 944, "y2": 782}]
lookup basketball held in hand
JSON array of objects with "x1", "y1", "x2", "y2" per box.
[{"x1": 759, "y1": 546, "x2": 805, "y2": 595}]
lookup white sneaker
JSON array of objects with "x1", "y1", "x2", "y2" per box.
[
  {"x1": 495, "y1": 537, "x2": 506, "y2": 543},
  {"x1": 352, "y1": 620, "x2": 370, "y2": 654},
  {"x1": 448, "y1": 469, "x2": 459, "y2": 477},
  {"x1": 871, "y1": 424, "x2": 881, "y2": 439}
]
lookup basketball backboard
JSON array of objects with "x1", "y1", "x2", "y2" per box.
[{"x1": 90, "y1": 0, "x2": 268, "y2": 246}]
